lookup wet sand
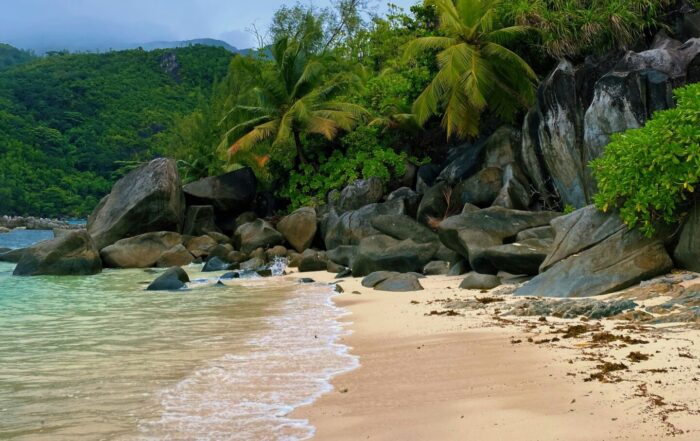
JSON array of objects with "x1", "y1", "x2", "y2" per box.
[{"x1": 290, "y1": 272, "x2": 700, "y2": 441}]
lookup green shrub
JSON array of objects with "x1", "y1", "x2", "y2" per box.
[
  {"x1": 280, "y1": 126, "x2": 416, "y2": 209},
  {"x1": 591, "y1": 83, "x2": 700, "y2": 236},
  {"x1": 500, "y1": 0, "x2": 677, "y2": 59}
]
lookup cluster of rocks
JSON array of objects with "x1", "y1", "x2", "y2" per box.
[
  {"x1": 2, "y1": 31, "x2": 700, "y2": 297},
  {"x1": 0, "y1": 216, "x2": 84, "y2": 232}
]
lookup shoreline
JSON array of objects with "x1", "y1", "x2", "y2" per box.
[{"x1": 290, "y1": 271, "x2": 700, "y2": 441}]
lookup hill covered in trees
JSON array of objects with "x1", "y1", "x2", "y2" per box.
[{"x1": 0, "y1": 44, "x2": 234, "y2": 217}]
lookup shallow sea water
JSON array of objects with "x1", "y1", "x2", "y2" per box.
[{"x1": 0, "y1": 231, "x2": 357, "y2": 440}]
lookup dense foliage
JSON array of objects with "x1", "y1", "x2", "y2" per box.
[
  {"x1": 499, "y1": 0, "x2": 679, "y2": 59},
  {"x1": 591, "y1": 83, "x2": 700, "y2": 236},
  {"x1": 405, "y1": 0, "x2": 537, "y2": 138},
  {"x1": 0, "y1": 45, "x2": 233, "y2": 217},
  {"x1": 0, "y1": 44, "x2": 34, "y2": 70}
]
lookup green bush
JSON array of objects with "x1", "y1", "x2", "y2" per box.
[
  {"x1": 280, "y1": 126, "x2": 413, "y2": 209},
  {"x1": 500, "y1": 0, "x2": 677, "y2": 59},
  {"x1": 591, "y1": 83, "x2": 700, "y2": 236}
]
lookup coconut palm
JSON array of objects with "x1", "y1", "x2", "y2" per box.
[
  {"x1": 223, "y1": 37, "x2": 368, "y2": 168},
  {"x1": 405, "y1": 0, "x2": 537, "y2": 139}
]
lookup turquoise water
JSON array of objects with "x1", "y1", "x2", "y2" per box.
[{"x1": 0, "y1": 231, "x2": 356, "y2": 440}]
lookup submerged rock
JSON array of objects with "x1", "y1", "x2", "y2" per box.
[
  {"x1": 146, "y1": 267, "x2": 190, "y2": 291},
  {"x1": 13, "y1": 231, "x2": 102, "y2": 276},
  {"x1": 202, "y1": 256, "x2": 232, "y2": 272},
  {"x1": 100, "y1": 231, "x2": 182, "y2": 268}
]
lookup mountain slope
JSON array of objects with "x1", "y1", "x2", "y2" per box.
[{"x1": 0, "y1": 45, "x2": 234, "y2": 217}]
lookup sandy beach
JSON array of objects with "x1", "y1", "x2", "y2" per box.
[{"x1": 290, "y1": 272, "x2": 700, "y2": 441}]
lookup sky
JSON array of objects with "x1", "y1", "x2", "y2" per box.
[{"x1": 0, "y1": 0, "x2": 418, "y2": 53}]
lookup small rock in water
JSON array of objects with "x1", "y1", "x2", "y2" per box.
[
  {"x1": 146, "y1": 267, "x2": 190, "y2": 291},
  {"x1": 298, "y1": 277, "x2": 315, "y2": 284},
  {"x1": 220, "y1": 271, "x2": 240, "y2": 280},
  {"x1": 202, "y1": 256, "x2": 232, "y2": 272}
]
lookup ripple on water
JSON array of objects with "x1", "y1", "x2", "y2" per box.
[{"x1": 0, "y1": 264, "x2": 357, "y2": 441}]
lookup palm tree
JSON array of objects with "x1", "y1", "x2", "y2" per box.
[
  {"x1": 405, "y1": 0, "x2": 537, "y2": 139},
  {"x1": 223, "y1": 37, "x2": 368, "y2": 168}
]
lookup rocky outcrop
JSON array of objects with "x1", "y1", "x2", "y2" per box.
[
  {"x1": 87, "y1": 158, "x2": 185, "y2": 250},
  {"x1": 182, "y1": 205, "x2": 219, "y2": 236},
  {"x1": 370, "y1": 214, "x2": 437, "y2": 243},
  {"x1": 453, "y1": 167, "x2": 502, "y2": 207},
  {"x1": 0, "y1": 216, "x2": 83, "y2": 231},
  {"x1": 438, "y1": 141, "x2": 486, "y2": 185},
  {"x1": 182, "y1": 167, "x2": 256, "y2": 213},
  {"x1": 482, "y1": 238, "x2": 551, "y2": 275},
  {"x1": 351, "y1": 234, "x2": 438, "y2": 277},
  {"x1": 437, "y1": 207, "x2": 559, "y2": 274},
  {"x1": 146, "y1": 267, "x2": 189, "y2": 291},
  {"x1": 515, "y1": 206, "x2": 673, "y2": 298},
  {"x1": 100, "y1": 231, "x2": 182, "y2": 268},
  {"x1": 156, "y1": 244, "x2": 194, "y2": 267},
  {"x1": 673, "y1": 203, "x2": 700, "y2": 272},
  {"x1": 277, "y1": 207, "x2": 317, "y2": 253},
  {"x1": 233, "y1": 219, "x2": 284, "y2": 254},
  {"x1": 13, "y1": 230, "x2": 102, "y2": 276},
  {"x1": 335, "y1": 178, "x2": 384, "y2": 213},
  {"x1": 324, "y1": 198, "x2": 405, "y2": 249}
]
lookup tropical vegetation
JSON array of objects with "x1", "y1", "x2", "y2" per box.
[
  {"x1": 591, "y1": 83, "x2": 700, "y2": 237},
  {"x1": 0, "y1": 0, "x2": 693, "y2": 217}
]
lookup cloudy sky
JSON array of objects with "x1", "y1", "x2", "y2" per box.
[{"x1": 0, "y1": 0, "x2": 418, "y2": 52}]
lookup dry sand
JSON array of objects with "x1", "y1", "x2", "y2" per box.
[{"x1": 289, "y1": 271, "x2": 700, "y2": 441}]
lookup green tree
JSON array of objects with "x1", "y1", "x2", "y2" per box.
[
  {"x1": 223, "y1": 37, "x2": 368, "y2": 168},
  {"x1": 405, "y1": 0, "x2": 537, "y2": 139}
]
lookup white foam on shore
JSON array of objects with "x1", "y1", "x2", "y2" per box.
[{"x1": 134, "y1": 282, "x2": 358, "y2": 440}]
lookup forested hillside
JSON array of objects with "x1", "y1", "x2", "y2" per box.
[{"x1": 0, "y1": 45, "x2": 233, "y2": 217}]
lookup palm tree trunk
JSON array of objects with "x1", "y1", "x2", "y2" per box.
[{"x1": 293, "y1": 129, "x2": 316, "y2": 170}]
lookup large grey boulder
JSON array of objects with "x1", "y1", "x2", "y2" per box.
[
  {"x1": 182, "y1": 167, "x2": 256, "y2": 213},
  {"x1": 535, "y1": 60, "x2": 590, "y2": 208},
  {"x1": 146, "y1": 267, "x2": 189, "y2": 291},
  {"x1": 233, "y1": 219, "x2": 284, "y2": 254},
  {"x1": 386, "y1": 187, "x2": 421, "y2": 217},
  {"x1": 370, "y1": 214, "x2": 437, "y2": 244},
  {"x1": 335, "y1": 178, "x2": 384, "y2": 213},
  {"x1": 351, "y1": 234, "x2": 439, "y2": 277},
  {"x1": 326, "y1": 245, "x2": 358, "y2": 268},
  {"x1": 416, "y1": 181, "x2": 451, "y2": 225},
  {"x1": 0, "y1": 248, "x2": 26, "y2": 263},
  {"x1": 182, "y1": 205, "x2": 220, "y2": 236},
  {"x1": 156, "y1": 244, "x2": 194, "y2": 267},
  {"x1": 484, "y1": 126, "x2": 521, "y2": 168},
  {"x1": 453, "y1": 167, "x2": 503, "y2": 207},
  {"x1": 298, "y1": 250, "x2": 329, "y2": 272},
  {"x1": 324, "y1": 198, "x2": 405, "y2": 249},
  {"x1": 583, "y1": 69, "x2": 674, "y2": 167},
  {"x1": 438, "y1": 141, "x2": 486, "y2": 185},
  {"x1": 437, "y1": 207, "x2": 559, "y2": 274},
  {"x1": 277, "y1": 207, "x2": 317, "y2": 253},
  {"x1": 87, "y1": 158, "x2": 185, "y2": 250},
  {"x1": 185, "y1": 235, "x2": 218, "y2": 258},
  {"x1": 100, "y1": 231, "x2": 182, "y2": 268},
  {"x1": 13, "y1": 231, "x2": 102, "y2": 276},
  {"x1": 482, "y1": 238, "x2": 552, "y2": 275},
  {"x1": 416, "y1": 164, "x2": 441, "y2": 194},
  {"x1": 491, "y1": 164, "x2": 532, "y2": 210},
  {"x1": 423, "y1": 260, "x2": 451, "y2": 275},
  {"x1": 361, "y1": 271, "x2": 400, "y2": 287},
  {"x1": 374, "y1": 273, "x2": 424, "y2": 292},
  {"x1": 459, "y1": 272, "x2": 501, "y2": 290},
  {"x1": 673, "y1": 203, "x2": 700, "y2": 272},
  {"x1": 515, "y1": 206, "x2": 673, "y2": 298}
]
